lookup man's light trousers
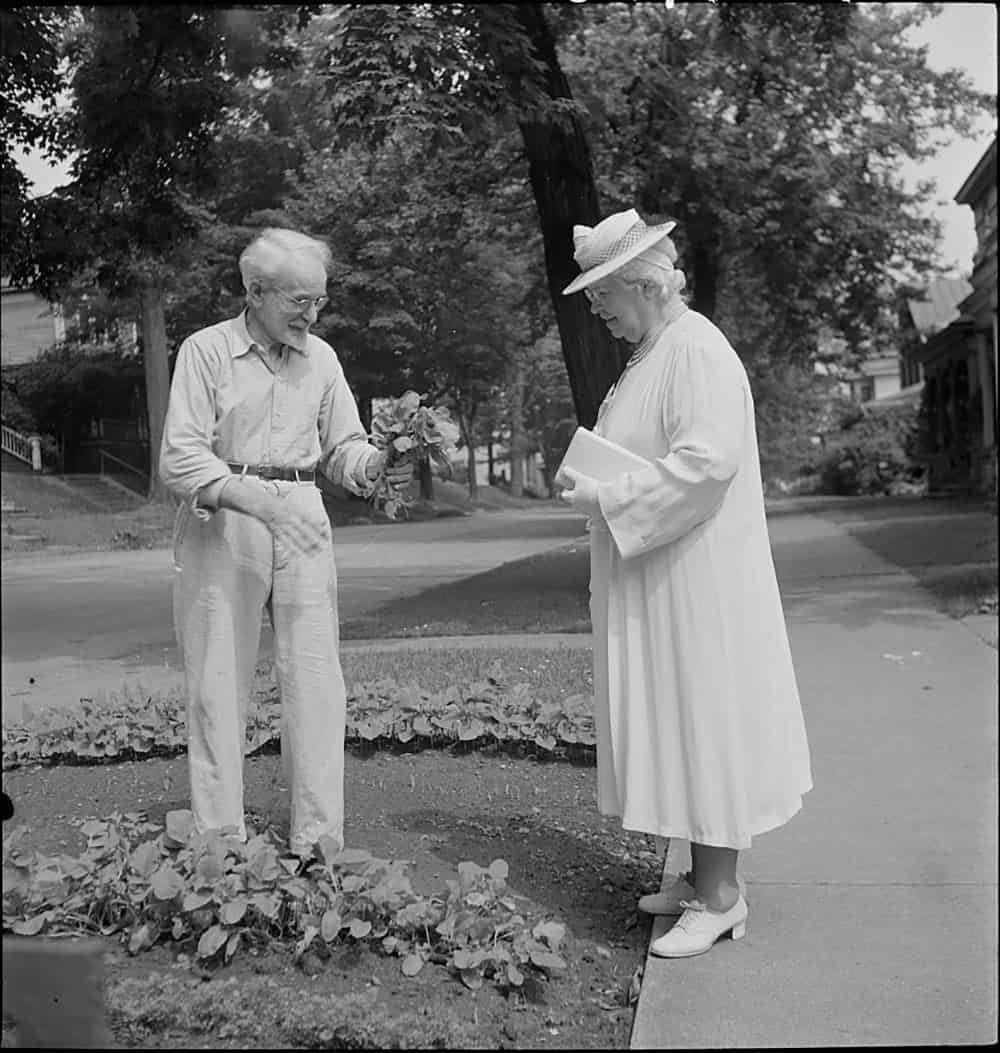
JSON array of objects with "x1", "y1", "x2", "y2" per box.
[{"x1": 172, "y1": 478, "x2": 346, "y2": 855}]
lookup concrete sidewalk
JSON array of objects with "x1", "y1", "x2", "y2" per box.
[{"x1": 630, "y1": 510, "x2": 998, "y2": 1047}]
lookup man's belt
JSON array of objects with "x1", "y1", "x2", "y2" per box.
[{"x1": 227, "y1": 463, "x2": 316, "y2": 483}]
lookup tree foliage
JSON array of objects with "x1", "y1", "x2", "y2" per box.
[
  {"x1": 557, "y1": 1, "x2": 992, "y2": 366},
  {"x1": 8, "y1": 1, "x2": 992, "y2": 486},
  {"x1": 282, "y1": 94, "x2": 545, "y2": 494},
  {"x1": 305, "y1": 2, "x2": 629, "y2": 428},
  {"x1": 10, "y1": 6, "x2": 311, "y2": 500},
  {"x1": 0, "y1": 7, "x2": 72, "y2": 274}
]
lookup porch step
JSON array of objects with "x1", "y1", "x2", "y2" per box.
[
  {"x1": 1, "y1": 495, "x2": 29, "y2": 514},
  {"x1": 2, "y1": 530, "x2": 46, "y2": 546},
  {"x1": 47, "y1": 474, "x2": 146, "y2": 513}
]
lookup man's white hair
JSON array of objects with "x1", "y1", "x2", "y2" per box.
[{"x1": 238, "y1": 228, "x2": 332, "y2": 292}]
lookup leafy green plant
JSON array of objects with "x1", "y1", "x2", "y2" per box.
[
  {"x1": 816, "y1": 402, "x2": 922, "y2": 495},
  {"x1": 2, "y1": 663, "x2": 597, "y2": 771},
  {"x1": 2, "y1": 809, "x2": 567, "y2": 994},
  {"x1": 368, "y1": 391, "x2": 461, "y2": 518}
]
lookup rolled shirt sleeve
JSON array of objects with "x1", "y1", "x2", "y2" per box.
[
  {"x1": 159, "y1": 337, "x2": 234, "y2": 520},
  {"x1": 597, "y1": 339, "x2": 747, "y2": 560},
  {"x1": 317, "y1": 355, "x2": 380, "y2": 496}
]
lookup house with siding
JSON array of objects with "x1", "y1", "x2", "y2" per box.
[
  {"x1": 1, "y1": 278, "x2": 64, "y2": 367},
  {"x1": 909, "y1": 136, "x2": 997, "y2": 494}
]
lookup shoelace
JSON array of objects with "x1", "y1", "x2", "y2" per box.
[{"x1": 673, "y1": 899, "x2": 708, "y2": 932}]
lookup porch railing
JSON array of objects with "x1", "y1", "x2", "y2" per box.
[
  {"x1": 1, "y1": 423, "x2": 42, "y2": 471},
  {"x1": 98, "y1": 449, "x2": 149, "y2": 496}
]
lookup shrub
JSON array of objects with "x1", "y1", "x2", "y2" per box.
[
  {"x1": 0, "y1": 382, "x2": 37, "y2": 434},
  {"x1": 816, "y1": 402, "x2": 922, "y2": 495},
  {"x1": 2, "y1": 344, "x2": 145, "y2": 449}
]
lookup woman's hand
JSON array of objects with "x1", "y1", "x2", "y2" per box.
[{"x1": 558, "y1": 467, "x2": 601, "y2": 516}]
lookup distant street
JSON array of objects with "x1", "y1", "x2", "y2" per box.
[
  {"x1": 2, "y1": 497, "x2": 994, "y2": 725},
  {"x1": 1, "y1": 506, "x2": 586, "y2": 666}
]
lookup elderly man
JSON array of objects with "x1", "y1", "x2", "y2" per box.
[{"x1": 160, "y1": 227, "x2": 411, "y2": 858}]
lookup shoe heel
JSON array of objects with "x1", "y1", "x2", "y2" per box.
[{"x1": 731, "y1": 920, "x2": 746, "y2": 941}]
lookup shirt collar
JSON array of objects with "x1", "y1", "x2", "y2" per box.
[{"x1": 231, "y1": 310, "x2": 310, "y2": 358}]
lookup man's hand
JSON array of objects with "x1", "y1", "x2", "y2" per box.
[
  {"x1": 558, "y1": 467, "x2": 601, "y2": 517},
  {"x1": 366, "y1": 449, "x2": 415, "y2": 491},
  {"x1": 264, "y1": 497, "x2": 330, "y2": 557},
  {"x1": 211, "y1": 476, "x2": 331, "y2": 557}
]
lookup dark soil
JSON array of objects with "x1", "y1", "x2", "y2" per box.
[{"x1": 3, "y1": 748, "x2": 663, "y2": 1049}]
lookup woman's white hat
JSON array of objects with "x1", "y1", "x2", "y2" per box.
[{"x1": 562, "y1": 208, "x2": 677, "y2": 295}]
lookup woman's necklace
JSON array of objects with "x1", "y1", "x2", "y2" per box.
[{"x1": 595, "y1": 300, "x2": 687, "y2": 432}]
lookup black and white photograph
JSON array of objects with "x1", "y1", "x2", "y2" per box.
[{"x1": 1, "y1": 2, "x2": 996, "y2": 1047}]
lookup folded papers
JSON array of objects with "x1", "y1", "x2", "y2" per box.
[{"x1": 555, "y1": 427, "x2": 652, "y2": 486}]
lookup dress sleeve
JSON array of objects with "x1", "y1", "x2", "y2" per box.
[
  {"x1": 597, "y1": 337, "x2": 747, "y2": 560},
  {"x1": 316, "y1": 353, "x2": 379, "y2": 496}
]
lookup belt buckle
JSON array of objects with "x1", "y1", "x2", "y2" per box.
[{"x1": 258, "y1": 466, "x2": 279, "y2": 480}]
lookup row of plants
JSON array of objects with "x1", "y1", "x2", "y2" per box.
[
  {"x1": 3, "y1": 809, "x2": 569, "y2": 992},
  {"x1": 2, "y1": 671, "x2": 596, "y2": 771}
]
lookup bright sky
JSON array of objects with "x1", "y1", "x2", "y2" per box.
[
  {"x1": 897, "y1": 1, "x2": 998, "y2": 273},
  {"x1": 14, "y1": 2, "x2": 998, "y2": 275}
]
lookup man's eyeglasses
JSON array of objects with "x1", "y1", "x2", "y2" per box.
[{"x1": 266, "y1": 286, "x2": 329, "y2": 313}]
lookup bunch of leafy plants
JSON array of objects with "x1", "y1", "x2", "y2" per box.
[
  {"x1": 368, "y1": 390, "x2": 461, "y2": 518},
  {"x1": 2, "y1": 809, "x2": 568, "y2": 993},
  {"x1": 3, "y1": 675, "x2": 597, "y2": 771}
]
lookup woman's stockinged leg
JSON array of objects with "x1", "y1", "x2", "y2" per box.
[{"x1": 690, "y1": 843, "x2": 740, "y2": 912}]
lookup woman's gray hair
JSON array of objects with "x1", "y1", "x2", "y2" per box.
[
  {"x1": 238, "y1": 228, "x2": 332, "y2": 292},
  {"x1": 617, "y1": 236, "x2": 687, "y2": 303}
]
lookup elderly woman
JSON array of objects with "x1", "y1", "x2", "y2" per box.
[{"x1": 559, "y1": 209, "x2": 812, "y2": 959}]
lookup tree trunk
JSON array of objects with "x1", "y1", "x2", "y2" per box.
[
  {"x1": 358, "y1": 395, "x2": 373, "y2": 432},
  {"x1": 465, "y1": 441, "x2": 478, "y2": 500},
  {"x1": 455, "y1": 403, "x2": 479, "y2": 500},
  {"x1": 690, "y1": 240, "x2": 719, "y2": 321},
  {"x1": 515, "y1": 3, "x2": 629, "y2": 429},
  {"x1": 487, "y1": 438, "x2": 495, "y2": 485},
  {"x1": 139, "y1": 275, "x2": 172, "y2": 503},
  {"x1": 418, "y1": 459, "x2": 434, "y2": 501},
  {"x1": 508, "y1": 355, "x2": 526, "y2": 497}
]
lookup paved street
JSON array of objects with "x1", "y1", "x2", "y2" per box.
[
  {"x1": 1, "y1": 506, "x2": 584, "y2": 664},
  {"x1": 1, "y1": 506, "x2": 586, "y2": 722}
]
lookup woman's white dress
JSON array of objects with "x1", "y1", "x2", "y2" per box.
[{"x1": 590, "y1": 307, "x2": 812, "y2": 849}]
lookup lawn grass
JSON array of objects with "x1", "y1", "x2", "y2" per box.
[
  {"x1": 250, "y1": 646, "x2": 594, "y2": 709},
  {"x1": 338, "y1": 498, "x2": 997, "y2": 639},
  {"x1": 333, "y1": 644, "x2": 592, "y2": 699},
  {"x1": 339, "y1": 542, "x2": 592, "y2": 639},
  {"x1": 829, "y1": 504, "x2": 997, "y2": 619},
  {"x1": 908, "y1": 565, "x2": 998, "y2": 619}
]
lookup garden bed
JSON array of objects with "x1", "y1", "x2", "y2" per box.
[{"x1": 3, "y1": 748, "x2": 657, "y2": 1049}]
